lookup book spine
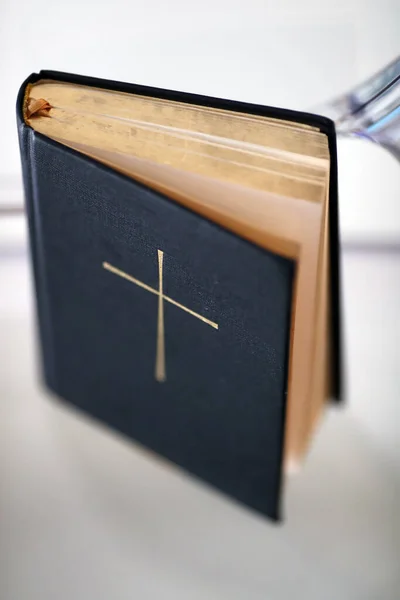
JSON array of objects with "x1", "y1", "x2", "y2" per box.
[
  {"x1": 18, "y1": 124, "x2": 57, "y2": 391},
  {"x1": 328, "y1": 129, "x2": 343, "y2": 402}
]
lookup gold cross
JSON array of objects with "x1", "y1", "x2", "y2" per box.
[{"x1": 102, "y1": 250, "x2": 218, "y2": 382}]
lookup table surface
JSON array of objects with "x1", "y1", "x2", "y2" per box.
[{"x1": 1, "y1": 234, "x2": 399, "y2": 600}]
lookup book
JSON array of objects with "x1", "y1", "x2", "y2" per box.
[{"x1": 17, "y1": 70, "x2": 341, "y2": 520}]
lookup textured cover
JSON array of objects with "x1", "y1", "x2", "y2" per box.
[{"x1": 16, "y1": 71, "x2": 339, "y2": 520}]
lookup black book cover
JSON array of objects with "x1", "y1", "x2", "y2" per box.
[{"x1": 17, "y1": 71, "x2": 340, "y2": 520}]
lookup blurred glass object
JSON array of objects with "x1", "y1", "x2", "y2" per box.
[{"x1": 315, "y1": 56, "x2": 400, "y2": 161}]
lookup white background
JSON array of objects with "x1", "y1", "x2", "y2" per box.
[
  {"x1": 1, "y1": 0, "x2": 400, "y2": 242},
  {"x1": 0, "y1": 1, "x2": 400, "y2": 598}
]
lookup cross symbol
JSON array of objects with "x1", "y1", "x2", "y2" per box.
[{"x1": 103, "y1": 250, "x2": 218, "y2": 382}]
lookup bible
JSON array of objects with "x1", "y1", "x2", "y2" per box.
[{"x1": 17, "y1": 70, "x2": 341, "y2": 520}]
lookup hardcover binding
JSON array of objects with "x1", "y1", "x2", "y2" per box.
[
  {"x1": 17, "y1": 122, "x2": 57, "y2": 391},
  {"x1": 16, "y1": 72, "x2": 341, "y2": 520}
]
